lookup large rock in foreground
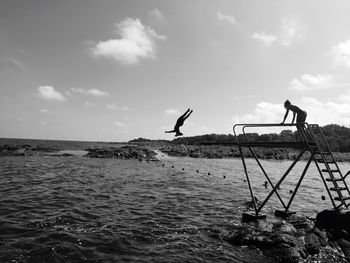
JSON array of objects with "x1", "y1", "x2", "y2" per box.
[{"x1": 222, "y1": 211, "x2": 350, "y2": 263}]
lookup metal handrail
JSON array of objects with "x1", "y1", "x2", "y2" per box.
[{"x1": 233, "y1": 123, "x2": 306, "y2": 145}]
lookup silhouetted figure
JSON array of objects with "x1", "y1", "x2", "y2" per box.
[
  {"x1": 165, "y1": 108, "x2": 193, "y2": 137},
  {"x1": 281, "y1": 100, "x2": 308, "y2": 141},
  {"x1": 281, "y1": 100, "x2": 307, "y2": 125}
]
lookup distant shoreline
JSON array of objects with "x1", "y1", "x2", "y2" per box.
[{"x1": 1, "y1": 138, "x2": 350, "y2": 162}]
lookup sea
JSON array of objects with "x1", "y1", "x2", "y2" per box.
[{"x1": 1, "y1": 138, "x2": 350, "y2": 263}]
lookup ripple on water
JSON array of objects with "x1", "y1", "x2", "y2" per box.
[{"x1": 2, "y1": 155, "x2": 344, "y2": 262}]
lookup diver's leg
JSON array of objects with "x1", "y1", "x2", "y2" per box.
[
  {"x1": 183, "y1": 110, "x2": 193, "y2": 121},
  {"x1": 180, "y1": 108, "x2": 191, "y2": 119}
]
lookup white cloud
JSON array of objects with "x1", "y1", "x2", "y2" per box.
[
  {"x1": 329, "y1": 38, "x2": 350, "y2": 68},
  {"x1": 70, "y1": 87, "x2": 109, "y2": 96},
  {"x1": 232, "y1": 102, "x2": 284, "y2": 125},
  {"x1": 217, "y1": 11, "x2": 236, "y2": 25},
  {"x1": 280, "y1": 18, "x2": 303, "y2": 46},
  {"x1": 2, "y1": 58, "x2": 24, "y2": 74},
  {"x1": 39, "y1": 108, "x2": 53, "y2": 114},
  {"x1": 251, "y1": 18, "x2": 304, "y2": 47},
  {"x1": 164, "y1": 109, "x2": 181, "y2": 115},
  {"x1": 289, "y1": 74, "x2": 336, "y2": 91},
  {"x1": 38, "y1": 86, "x2": 66, "y2": 101},
  {"x1": 87, "y1": 88, "x2": 109, "y2": 96},
  {"x1": 121, "y1": 106, "x2": 130, "y2": 111},
  {"x1": 148, "y1": 8, "x2": 165, "y2": 21},
  {"x1": 337, "y1": 89, "x2": 350, "y2": 102},
  {"x1": 252, "y1": 32, "x2": 277, "y2": 46},
  {"x1": 71, "y1": 87, "x2": 85, "y2": 93},
  {"x1": 290, "y1": 74, "x2": 350, "y2": 91},
  {"x1": 106, "y1": 104, "x2": 118, "y2": 110},
  {"x1": 113, "y1": 121, "x2": 129, "y2": 127},
  {"x1": 232, "y1": 97, "x2": 350, "y2": 130},
  {"x1": 301, "y1": 97, "x2": 350, "y2": 125},
  {"x1": 91, "y1": 18, "x2": 166, "y2": 65},
  {"x1": 84, "y1": 101, "x2": 92, "y2": 107}
]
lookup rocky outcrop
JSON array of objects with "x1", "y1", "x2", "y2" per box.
[
  {"x1": 0, "y1": 144, "x2": 58, "y2": 156},
  {"x1": 222, "y1": 211, "x2": 350, "y2": 263},
  {"x1": 160, "y1": 144, "x2": 239, "y2": 158},
  {"x1": 85, "y1": 145, "x2": 159, "y2": 161}
]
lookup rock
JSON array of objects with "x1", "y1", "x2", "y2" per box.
[
  {"x1": 305, "y1": 232, "x2": 321, "y2": 254},
  {"x1": 225, "y1": 224, "x2": 306, "y2": 263},
  {"x1": 316, "y1": 210, "x2": 350, "y2": 234},
  {"x1": 313, "y1": 228, "x2": 328, "y2": 247},
  {"x1": 85, "y1": 145, "x2": 158, "y2": 161},
  {"x1": 222, "y1": 210, "x2": 350, "y2": 263},
  {"x1": 337, "y1": 238, "x2": 350, "y2": 261}
]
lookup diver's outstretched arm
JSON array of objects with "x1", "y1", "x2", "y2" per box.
[{"x1": 165, "y1": 130, "x2": 176, "y2": 133}]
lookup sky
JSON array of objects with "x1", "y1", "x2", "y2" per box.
[{"x1": 1, "y1": 0, "x2": 350, "y2": 142}]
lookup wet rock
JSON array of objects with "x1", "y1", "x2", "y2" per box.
[
  {"x1": 223, "y1": 210, "x2": 350, "y2": 263},
  {"x1": 313, "y1": 228, "x2": 328, "y2": 247},
  {"x1": 316, "y1": 210, "x2": 350, "y2": 234},
  {"x1": 225, "y1": 225, "x2": 305, "y2": 263},
  {"x1": 338, "y1": 238, "x2": 350, "y2": 261},
  {"x1": 85, "y1": 145, "x2": 158, "y2": 161},
  {"x1": 305, "y1": 232, "x2": 321, "y2": 254}
]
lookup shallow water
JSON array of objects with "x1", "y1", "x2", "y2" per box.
[{"x1": 1, "y1": 149, "x2": 350, "y2": 262}]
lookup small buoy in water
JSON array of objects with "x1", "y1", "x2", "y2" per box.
[
  {"x1": 289, "y1": 190, "x2": 293, "y2": 194},
  {"x1": 162, "y1": 163, "x2": 164, "y2": 167},
  {"x1": 223, "y1": 175, "x2": 226, "y2": 179},
  {"x1": 182, "y1": 168, "x2": 184, "y2": 171},
  {"x1": 321, "y1": 195, "x2": 326, "y2": 200},
  {"x1": 244, "y1": 180, "x2": 246, "y2": 182},
  {"x1": 172, "y1": 165, "x2": 174, "y2": 168},
  {"x1": 264, "y1": 181, "x2": 268, "y2": 188},
  {"x1": 208, "y1": 172, "x2": 211, "y2": 175},
  {"x1": 196, "y1": 170, "x2": 199, "y2": 173}
]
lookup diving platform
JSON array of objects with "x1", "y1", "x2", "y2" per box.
[{"x1": 233, "y1": 123, "x2": 350, "y2": 221}]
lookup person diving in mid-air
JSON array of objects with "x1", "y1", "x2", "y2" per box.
[{"x1": 165, "y1": 108, "x2": 193, "y2": 137}]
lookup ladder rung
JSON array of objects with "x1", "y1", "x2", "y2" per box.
[
  {"x1": 334, "y1": 196, "x2": 350, "y2": 201},
  {"x1": 330, "y1": 187, "x2": 348, "y2": 191},
  {"x1": 322, "y1": 169, "x2": 340, "y2": 173},
  {"x1": 314, "y1": 151, "x2": 331, "y2": 155},
  {"x1": 326, "y1": 178, "x2": 344, "y2": 182},
  {"x1": 315, "y1": 159, "x2": 334, "y2": 163}
]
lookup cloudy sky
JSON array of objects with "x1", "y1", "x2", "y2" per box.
[{"x1": 1, "y1": 0, "x2": 350, "y2": 141}]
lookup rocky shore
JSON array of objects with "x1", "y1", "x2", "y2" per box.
[
  {"x1": 0, "y1": 143, "x2": 159, "y2": 161},
  {"x1": 213, "y1": 209, "x2": 350, "y2": 263},
  {"x1": 0, "y1": 144, "x2": 59, "y2": 156},
  {"x1": 2, "y1": 141, "x2": 350, "y2": 162},
  {"x1": 160, "y1": 144, "x2": 350, "y2": 162},
  {"x1": 84, "y1": 145, "x2": 159, "y2": 161}
]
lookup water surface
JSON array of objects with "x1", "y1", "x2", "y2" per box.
[{"x1": 1, "y1": 147, "x2": 349, "y2": 262}]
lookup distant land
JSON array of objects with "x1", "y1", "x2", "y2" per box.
[
  {"x1": 128, "y1": 124, "x2": 350, "y2": 161},
  {"x1": 1, "y1": 124, "x2": 350, "y2": 161}
]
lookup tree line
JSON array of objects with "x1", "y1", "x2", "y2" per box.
[{"x1": 172, "y1": 124, "x2": 350, "y2": 153}]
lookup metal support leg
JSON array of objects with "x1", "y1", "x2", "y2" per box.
[
  {"x1": 248, "y1": 146, "x2": 287, "y2": 210},
  {"x1": 239, "y1": 146, "x2": 258, "y2": 215},
  {"x1": 285, "y1": 155, "x2": 313, "y2": 213},
  {"x1": 257, "y1": 150, "x2": 305, "y2": 214}
]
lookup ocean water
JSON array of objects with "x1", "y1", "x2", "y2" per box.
[{"x1": 1, "y1": 139, "x2": 350, "y2": 263}]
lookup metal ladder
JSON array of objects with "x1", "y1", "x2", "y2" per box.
[{"x1": 307, "y1": 124, "x2": 350, "y2": 210}]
